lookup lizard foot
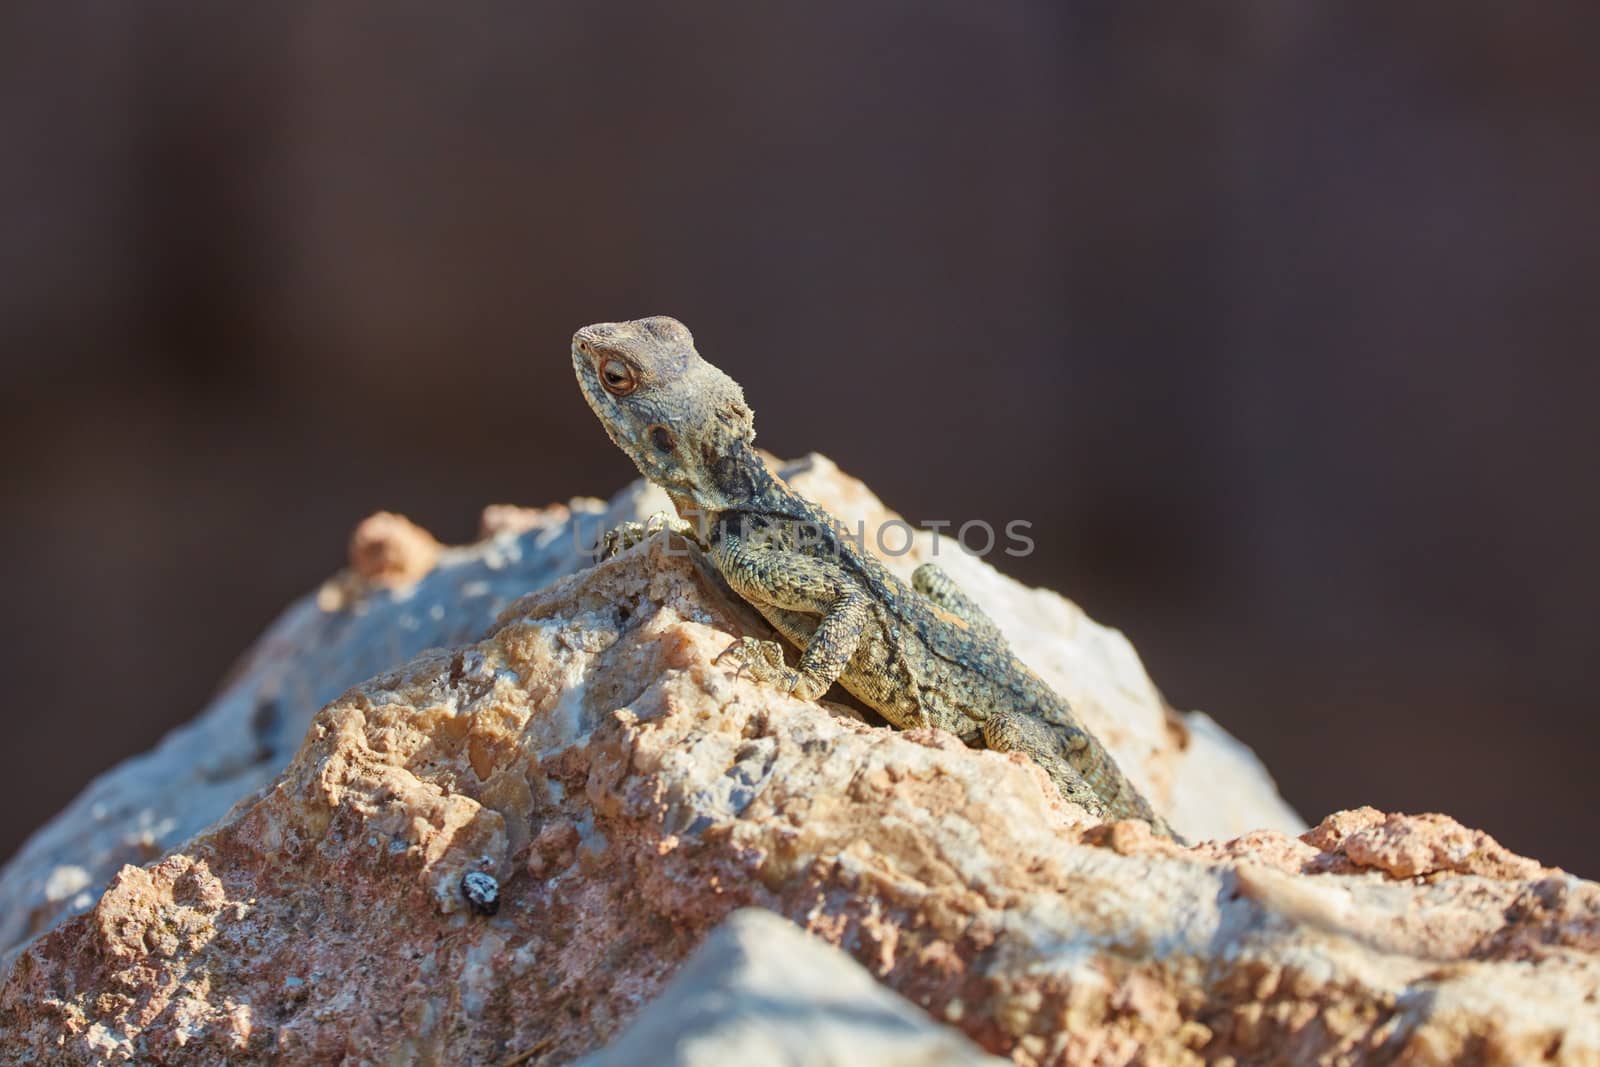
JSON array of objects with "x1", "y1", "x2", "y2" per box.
[
  {"x1": 716, "y1": 636, "x2": 804, "y2": 696},
  {"x1": 595, "y1": 511, "x2": 694, "y2": 562},
  {"x1": 982, "y1": 711, "x2": 1107, "y2": 818}
]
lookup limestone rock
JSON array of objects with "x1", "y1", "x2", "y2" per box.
[
  {"x1": 0, "y1": 454, "x2": 1296, "y2": 958},
  {"x1": 0, "y1": 520, "x2": 1595, "y2": 1064},
  {"x1": 574, "y1": 907, "x2": 1006, "y2": 1067},
  {"x1": 0, "y1": 484, "x2": 623, "y2": 960},
  {"x1": 346, "y1": 510, "x2": 441, "y2": 586}
]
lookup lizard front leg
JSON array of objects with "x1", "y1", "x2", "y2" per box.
[{"x1": 713, "y1": 534, "x2": 870, "y2": 702}]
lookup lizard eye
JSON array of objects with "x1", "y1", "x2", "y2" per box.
[
  {"x1": 598, "y1": 358, "x2": 637, "y2": 397},
  {"x1": 649, "y1": 425, "x2": 676, "y2": 452}
]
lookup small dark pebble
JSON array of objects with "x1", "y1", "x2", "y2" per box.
[{"x1": 461, "y1": 871, "x2": 500, "y2": 916}]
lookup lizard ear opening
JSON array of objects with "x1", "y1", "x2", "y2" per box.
[{"x1": 649, "y1": 425, "x2": 676, "y2": 453}]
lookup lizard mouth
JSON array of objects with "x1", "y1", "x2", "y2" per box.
[{"x1": 652, "y1": 473, "x2": 698, "y2": 496}]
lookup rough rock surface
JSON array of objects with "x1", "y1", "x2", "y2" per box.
[
  {"x1": 574, "y1": 907, "x2": 1006, "y2": 1067},
  {"x1": 0, "y1": 484, "x2": 616, "y2": 961},
  {"x1": 1, "y1": 483, "x2": 1597, "y2": 1064},
  {"x1": 0, "y1": 454, "x2": 1295, "y2": 958}
]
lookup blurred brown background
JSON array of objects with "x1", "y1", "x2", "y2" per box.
[{"x1": 3, "y1": 4, "x2": 1597, "y2": 873}]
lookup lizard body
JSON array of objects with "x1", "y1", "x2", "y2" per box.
[{"x1": 572, "y1": 316, "x2": 1175, "y2": 837}]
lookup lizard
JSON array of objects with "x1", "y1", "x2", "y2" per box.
[{"x1": 571, "y1": 315, "x2": 1177, "y2": 839}]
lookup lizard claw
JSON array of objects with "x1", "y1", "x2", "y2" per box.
[
  {"x1": 593, "y1": 522, "x2": 634, "y2": 563},
  {"x1": 713, "y1": 640, "x2": 746, "y2": 681}
]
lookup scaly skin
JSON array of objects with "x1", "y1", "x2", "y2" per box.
[{"x1": 572, "y1": 315, "x2": 1176, "y2": 838}]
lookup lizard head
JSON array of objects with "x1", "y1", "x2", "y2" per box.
[{"x1": 572, "y1": 316, "x2": 763, "y2": 514}]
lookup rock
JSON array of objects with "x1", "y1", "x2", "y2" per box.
[
  {"x1": 573, "y1": 907, "x2": 1006, "y2": 1067},
  {"x1": 346, "y1": 510, "x2": 441, "y2": 586},
  {"x1": 0, "y1": 482, "x2": 626, "y2": 960},
  {"x1": 0, "y1": 454, "x2": 1296, "y2": 958},
  {"x1": 0, "y1": 512, "x2": 1595, "y2": 1064}
]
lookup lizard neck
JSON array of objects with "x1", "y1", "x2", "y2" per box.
[{"x1": 667, "y1": 435, "x2": 793, "y2": 524}]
